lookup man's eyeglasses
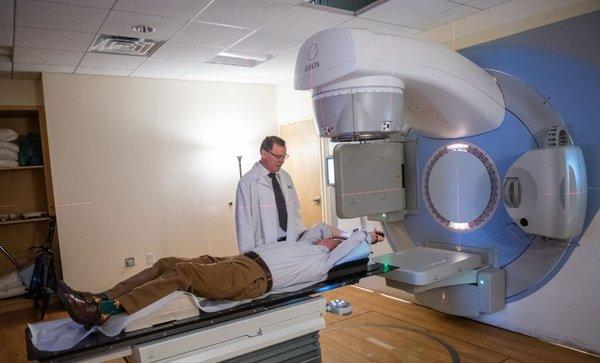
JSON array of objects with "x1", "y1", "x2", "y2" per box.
[{"x1": 268, "y1": 151, "x2": 289, "y2": 161}]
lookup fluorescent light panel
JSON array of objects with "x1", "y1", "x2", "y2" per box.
[{"x1": 207, "y1": 50, "x2": 270, "y2": 68}]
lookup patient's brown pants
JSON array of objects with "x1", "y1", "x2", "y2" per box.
[{"x1": 105, "y1": 255, "x2": 269, "y2": 314}]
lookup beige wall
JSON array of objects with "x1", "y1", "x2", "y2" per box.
[
  {"x1": 419, "y1": 0, "x2": 600, "y2": 49},
  {"x1": 0, "y1": 79, "x2": 43, "y2": 106},
  {"x1": 275, "y1": 79, "x2": 313, "y2": 125},
  {"x1": 42, "y1": 73, "x2": 276, "y2": 291}
]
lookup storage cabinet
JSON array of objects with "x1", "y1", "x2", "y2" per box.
[{"x1": 0, "y1": 106, "x2": 58, "y2": 312}]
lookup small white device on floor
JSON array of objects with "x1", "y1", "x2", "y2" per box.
[{"x1": 326, "y1": 299, "x2": 352, "y2": 316}]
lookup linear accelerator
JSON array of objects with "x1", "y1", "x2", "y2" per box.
[{"x1": 295, "y1": 27, "x2": 587, "y2": 316}]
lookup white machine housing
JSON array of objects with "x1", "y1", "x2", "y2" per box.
[
  {"x1": 294, "y1": 27, "x2": 505, "y2": 140},
  {"x1": 504, "y1": 145, "x2": 587, "y2": 239}
]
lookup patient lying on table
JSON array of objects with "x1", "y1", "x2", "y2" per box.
[{"x1": 57, "y1": 223, "x2": 384, "y2": 329}]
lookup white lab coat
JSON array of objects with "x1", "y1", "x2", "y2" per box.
[{"x1": 235, "y1": 162, "x2": 305, "y2": 253}]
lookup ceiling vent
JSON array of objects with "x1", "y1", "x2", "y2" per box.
[
  {"x1": 207, "y1": 50, "x2": 270, "y2": 68},
  {"x1": 306, "y1": 0, "x2": 385, "y2": 14},
  {"x1": 89, "y1": 34, "x2": 163, "y2": 57}
]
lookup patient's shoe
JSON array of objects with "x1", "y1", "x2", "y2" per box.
[
  {"x1": 58, "y1": 281, "x2": 106, "y2": 304},
  {"x1": 63, "y1": 292, "x2": 109, "y2": 330}
]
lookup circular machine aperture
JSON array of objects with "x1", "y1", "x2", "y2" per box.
[{"x1": 423, "y1": 142, "x2": 500, "y2": 232}]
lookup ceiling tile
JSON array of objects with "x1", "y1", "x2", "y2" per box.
[
  {"x1": 0, "y1": 24, "x2": 12, "y2": 46},
  {"x1": 41, "y1": 0, "x2": 116, "y2": 8},
  {"x1": 261, "y1": 5, "x2": 351, "y2": 37},
  {"x1": 13, "y1": 63, "x2": 76, "y2": 72},
  {"x1": 151, "y1": 41, "x2": 222, "y2": 62},
  {"x1": 413, "y1": 5, "x2": 479, "y2": 30},
  {"x1": 80, "y1": 52, "x2": 145, "y2": 69},
  {"x1": 248, "y1": 51, "x2": 296, "y2": 78},
  {"x1": 113, "y1": 0, "x2": 212, "y2": 20},
  {"x1": 180, "y1": 63, "x2": 245, "y2": 81},
  {"x1": 0, "y1": 0, "x2": 13, "y2": 25},
  {"x1": 194, "y1": 0, "x2": 292, "y2": 30},
  {"x1": 358, "y1": 0, "x2": 458, "y2": 27},
  {"x1": 171, "y1": 21, "x2": 252, "y2": 48},
  {"x1": 100, "y1": 10, "x2": 187, "y2": 41},
  {"x1": 14, "y1": 47, "x2": 84, "y2": 65},
  {"x1": 463, "y1": 0, "x2": 510, "y2": 10},
  {"x1": 232, "y1": 29, "x2": 306, "y2": 56},
  {"x1": 15, "y1": 27, "x2": 95, "y2": 51},
  {"x1": 16, "y1": 0, "x2": 109, "y2": 32},
  {"x1": 131, "y1": 57, "x2": 199, "y2": 78},
  {"x1": 338, "y1": 18, "x2": 422, "y2": 36},
  {"x1": 76, "y1": 66, "x2": 132, "y2": 76}
]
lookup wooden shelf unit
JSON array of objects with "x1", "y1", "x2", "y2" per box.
[
  {"x1": 0, "y1": 106, "x2": 58, "y2": 308},
  {"x1": 0, "y1": 217, "x2": 50, "y2": 226},
  {"x1": 0, "y1": 165, "x2": 44, "y2": 171}
]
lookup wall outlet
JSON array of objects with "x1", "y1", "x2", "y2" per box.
[
  {"x1": 146, "y1": 253, "x2": 156, "y2": 265},
  {"x1": 125, "y1": 257, "x2": 135, "y2": 267}
]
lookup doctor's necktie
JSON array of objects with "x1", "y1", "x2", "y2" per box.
[{"x1": 268, "y1": 173, "x2": 288, "y2": 232}]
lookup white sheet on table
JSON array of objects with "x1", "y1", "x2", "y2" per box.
[
  {"x1": 30, "y1": 291, "x2": 200, "y2": 352},
  {"x1": 29, "y1": 282, "x2": 321, "y2": 352}
]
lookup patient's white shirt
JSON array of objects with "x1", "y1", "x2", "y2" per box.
[{"x1": 252, "y1": 228, "x2": 372, "y2": 291}]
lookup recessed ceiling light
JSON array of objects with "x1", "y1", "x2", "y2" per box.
[
  {"x1": 131, "y1": 25, "x2": 155, "y2": 34},
  {"x1": 207, "y1": 50, "x2": 270, "y2": 67}
]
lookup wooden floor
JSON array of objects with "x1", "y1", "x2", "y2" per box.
[
  {"x1": 0, "y1": 287, "x2": 598, "y2": 362},
  {"x1": 320, "y1": 287, "x2": 599, "y2": 363}
]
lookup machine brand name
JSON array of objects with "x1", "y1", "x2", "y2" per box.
[{"x1": 305, "y1": 61, "x2": 320, "y2": 72}]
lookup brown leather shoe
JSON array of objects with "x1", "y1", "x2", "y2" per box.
[
  {"x1": 58, "y1": 281, "x2": 104, "y2": 304},
  {"x1": 63, "y1": 292, "x2": 108, "y2": 329}
]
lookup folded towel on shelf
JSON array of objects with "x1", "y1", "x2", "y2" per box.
[
  {"x1": 0, "y1": 159, "x2": 19, "y2": 167},
  {"x1": 0, "y1": 128, "x2": 18, "y2": 142},
  {"x1": 0, "y1": 270, "x2": 25, "y2": 290},
  {"x1": 22, "y1": 211, "x2": 47, "y2": 219},
  {"x1": 0, "y1": 148, "x2": 18, "y2": 160},
  {"x1": 0, "y1": 285, "x2": 27, "y2": 299},
  {"x1": 0, "y1": 214, "x2": 20, "y2": 223},
  {"x1": 0, "y1": 141, "x2": 19, "y2": 153}
]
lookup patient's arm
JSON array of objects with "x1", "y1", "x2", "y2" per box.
[
  {"x1": 321, "y1": 229, "x2": 385, "y2": 271},
  {"x1": 322, "y1": 230, "x2": 372, "y2": 272},
  {"x1": 314, "y1": 238, "x2": 340, "y2": 251}
]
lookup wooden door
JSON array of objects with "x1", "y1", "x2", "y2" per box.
[{"x1": 279, "y1": 120, "x2": 323, "y2": 228}]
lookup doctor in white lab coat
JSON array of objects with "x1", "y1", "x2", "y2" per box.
[{"x1": 236, "y1": 136, "x2": 305, "y2": 253}]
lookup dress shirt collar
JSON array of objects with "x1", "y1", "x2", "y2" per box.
[{"x1": 256, "y1": 161, "x2": 278, "y2": 180}]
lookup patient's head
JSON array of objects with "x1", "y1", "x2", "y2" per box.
[{"x1": 314, "y1": 238, "x2": 342, "y2": 251}]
